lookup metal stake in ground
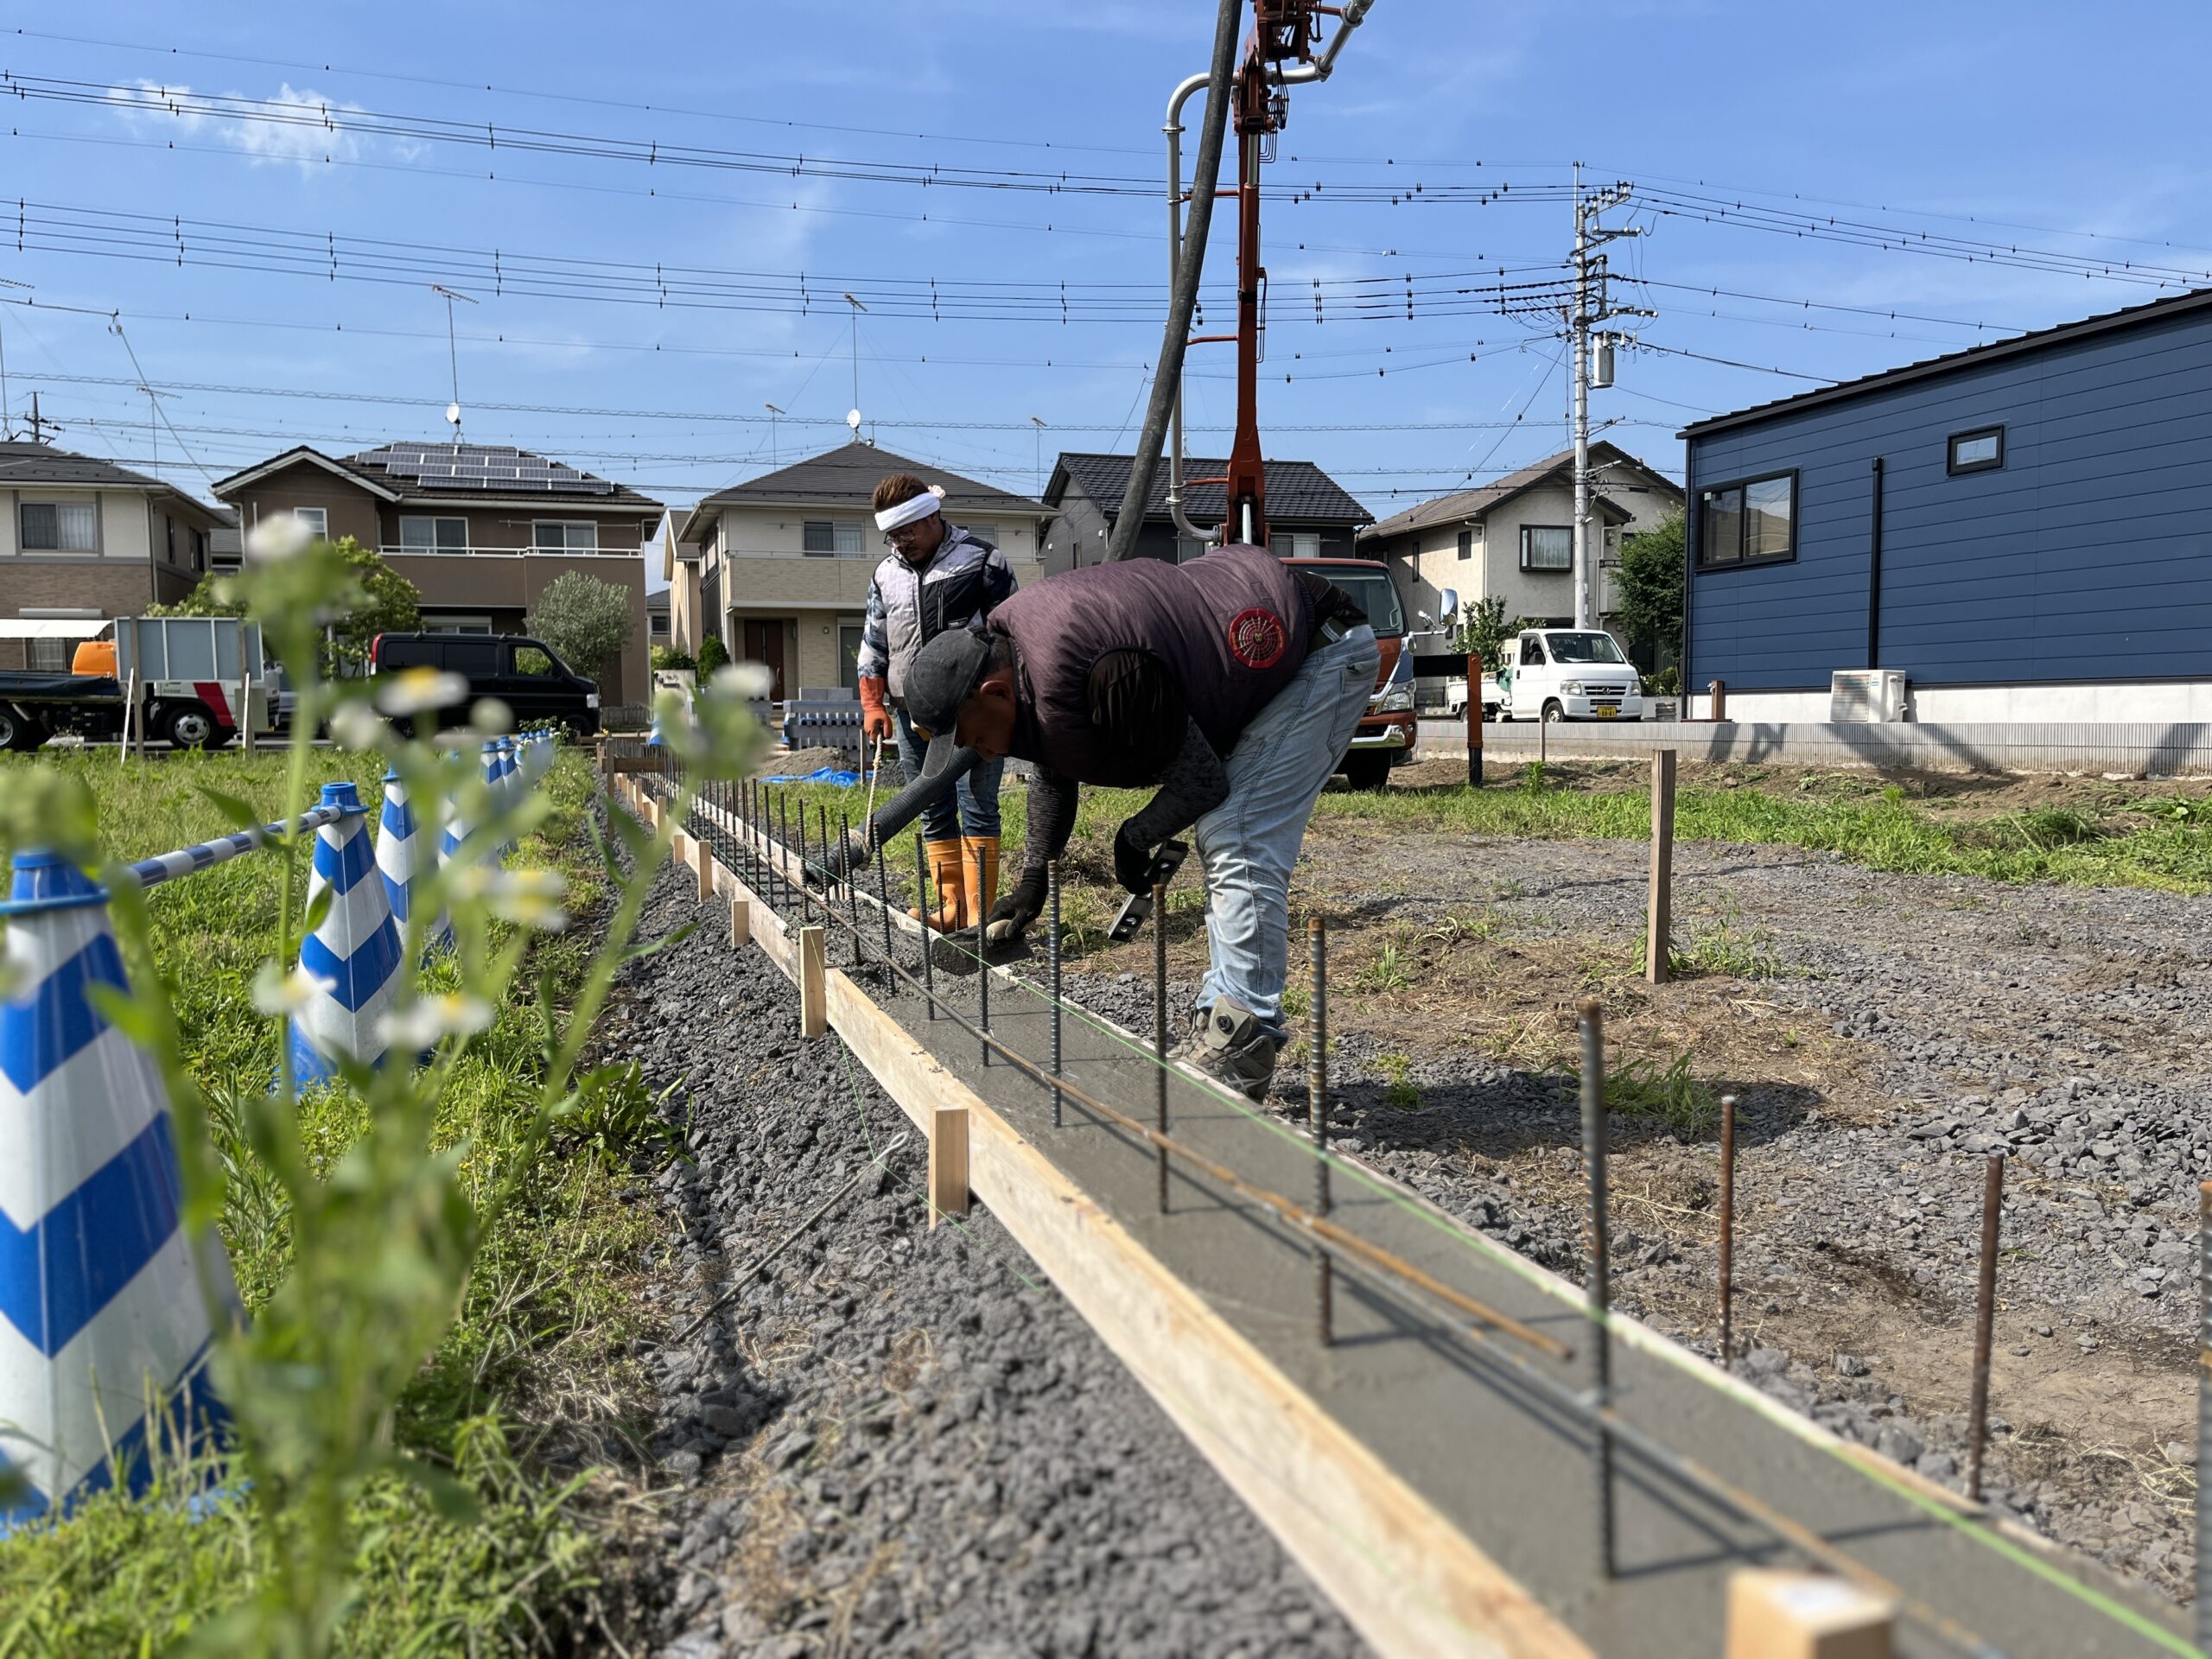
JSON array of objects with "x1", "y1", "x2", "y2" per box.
[
  {"x1": 1311, "y1": 915, "x2": 1333, "y2": 1345},
  {"x1": 1048, "y1": 859, "x2": 1064, "y2": 1128},
  {"x1": 1154, "y1": 880, "x2": 1170, "y2": 1215},
  {"x1": 1719, "y1": 1092, "x2": 1738, "y2": 1369},
  {"x1": 1967, "y1": 1152, "x2": 2005, "y2": 1503},
  {"x1": 793, "y1": 796, "x2": 811, "y2": 926},
  {"x1": 2200, "y1": 1181, "x2": 2211, "y2": 1651},
  {"x1": 842, "y1": 808, "x2": 861, "y2": 967},
  {"x1": 1579, "y1": 996, "x2": 1616, "y2": 1580},
  {"x1": 913, "y1": 834, "x2": 937, "y2": 1015},
  {"x1": 977, "y1": 893, "x2": 991, "y2": 1067},
  {"x1": 874, "y1": 833, "x2": 893, "y2": 962}
]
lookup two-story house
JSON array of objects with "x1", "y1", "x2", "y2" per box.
[
  {"x1": 213, "y1": 442, "x2": 663, "y2": 715},
  {"x1": 678, "y1": 442, "x2": 1050, "y2": 699},
  {"x1": 0, "y1": 442, "x2": 233, "y2": 671},
  {"x1": 1040, "y1": 452, "x2": 1371, "y2": 573},
  {"x1": 1358, "y1": 442, "x2": 1683, "y2": 637}
]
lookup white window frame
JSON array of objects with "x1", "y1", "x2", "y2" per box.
[
  {"x1": 399, "y1": 515, "x2": 470, "y2": 553},
  {"x1": 293, "y1": 507, "x2": 328, "y2": 540},
  {"x1": 802, "y1": 519, "x2": 865, "y2": 558},
  {"x1": 1269, "y1": 531, "x2": 1321, "y2": 560},
  {"x1": 531, "y1": 520, "x2": 600, "y2": 551},
  {"x1": 1520, "y1": 524, "x2": 1573, "y2": 572},
  {"x1": 27, "y1": 636, "x2": 70, "y2": 671},
  {"x1": 20, "y1": 499, "x2": 100, "y2": 554}
]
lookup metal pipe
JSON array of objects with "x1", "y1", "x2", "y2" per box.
[
  {"x1": 1967, "y1": 1153, "x2": 2004, "y2": 1503},
  {"x1": 1718, "y1": 1092, "x2": 1737, "y2": 1369},
  {"x1": 1154, "y1": 880, "x2": 1170, "y2": 1213},
  {"x1": 1048, "y1": 859, "x2": 1064, "y2": 1129},
  {"x1": 1580, "y1": 997, "x2": 1615, "y2": 1579},
  {"x1": 2199, "y1": 1181, "x2": 2210, "y2": 1652},
  {"x1": 1310, "y1": 916, "x2": 1333, "y2": 1344},
  {"x1": 1163, "y1": 67, "x2": 1223, "y2": 547},
  {"x1": 1269, "y1": 0, "x2": 1375, "y2": 84}
]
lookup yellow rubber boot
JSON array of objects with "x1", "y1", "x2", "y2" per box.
[
  {"x1": 963, "y1": 835, "x2": 1001, "y2": 935},
  {"x1": 912, "y1": 837, "x2": 968, "y2": 931}
]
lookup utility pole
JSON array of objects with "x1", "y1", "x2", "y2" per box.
[
  {"x1": 26, "y1": 391, "x2": 48, "y2": 444},
  {"x1": 1029, "y1": 415, "x2": 1047, "y2": 497},
  {"x1": 1568, "y1": 170, "x2": 1653, "y2": 630}
]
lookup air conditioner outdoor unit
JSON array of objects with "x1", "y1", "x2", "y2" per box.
[{"x1": 1830, "y1": 669, "x2": 1907, "y2": 723}]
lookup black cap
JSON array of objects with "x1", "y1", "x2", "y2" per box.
[{"x1": 902, "y1": 626, "x2": 995, "y2": 738}]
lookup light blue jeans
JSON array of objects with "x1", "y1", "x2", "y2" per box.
[
  {"x1": 1192, "y1": 624, "x2": 1379, "y2": 1041},
  {"x1": 894, "y1": 705, "x2": 1004, "y2": 840}
]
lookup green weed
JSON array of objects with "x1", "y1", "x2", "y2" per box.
[
  {"x1": 1377, "y1": 1052, "x2": 1423, "y2": 1112},
  {"x1": 1602, "y1": 1050, "x2": 1720, "y2": 1139},
  {"x1": 1354, "y1": 938, "x2": 1416, "y2": 992}
]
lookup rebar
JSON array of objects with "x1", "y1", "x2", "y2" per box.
[
  {"x1": 1048, "y1": 860, "x2": 1064, "y2": 1128},
  {"x1": 793, "y1": 796, "x2": 811, "y2": 925},
  {"x1": 914, "y1": 834, "x2": 936, "y2": 1015},
  {"x1": 1310, "y1": 916, "x2": 1333, "y2": 1345},
  {"x1": 1967, "y1": 1152, "x2": 2004, "y2": 1503},
  {"x1": 1154, "y1": 880, "x2": 1170, "y2": 1215},
  {"x1": 1718, "y1": 1092, "x2": 1737, "y2": 1369},
  {"x1": 842, "y1": 808, "x2": 861, "y2": 967},
  {"x1": 874, "y1": 833, "x2": 893, "y2": 962},
  {"x1": 1579, "y1": 997, "x2": 1615, "y2": 1580}
]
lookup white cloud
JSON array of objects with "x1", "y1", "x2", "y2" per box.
[{"x1": 101, "y1": 79, "x2": 403, "y2": 173}]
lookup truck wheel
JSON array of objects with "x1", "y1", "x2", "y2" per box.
[
  {"x1": 162, "y1": 702, "x2": 219, "y2": 750},
  {"x1": 0, "y1": 707, "x2": 43, "y2": 752},
  {"x1": 1541, "y1": 700, "x2": 1567, "y2": 725},
  {"x1": 1343, "y1": 751, "x2": 1393, "y2": 791}
]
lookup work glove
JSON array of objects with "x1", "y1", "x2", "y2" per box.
[
  {"x1": 984, "y1": 864, "x2": 1048, "y2": 944},
  {"x1": 1113, "y1": 820, "x2": 1158, "y2": 896},
  {"x1": 858, "y1": 676, "x2": 894, "y2": 744}
]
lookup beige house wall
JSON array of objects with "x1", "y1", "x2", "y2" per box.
[
  {"x1": 1383, "y1": 480, "x2": 1675, "y2": 633},
  {"x1": 0, "y1": 485, "x2": 223, "y2": 669}
]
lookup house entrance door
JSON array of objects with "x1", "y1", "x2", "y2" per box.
[{"x1": 741, "y1": 618, "x2": 787, "y2": 701}]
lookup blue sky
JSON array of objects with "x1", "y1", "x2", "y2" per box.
[{"x1": 4, "y1": 2, "x2": 2209, "y2": 560}]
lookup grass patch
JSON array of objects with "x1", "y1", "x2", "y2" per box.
[
  {"x1": 0, "y1": 748, "x2": 669, "y2": 1654},
  {"x1": 1377, "y1": 1051, "x2": 1422, "y2": 1111},
  {"x1": 1602, "y1": 1050, "x2": 1721, "y2": 1139}
]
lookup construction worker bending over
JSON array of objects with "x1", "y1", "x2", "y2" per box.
[
  {"x1": 855, "y1": 472, "x2": 1018, "y2": 931},
  {"x1": 900, "y1": 544, "x2": 1376, "y2": 1102}
]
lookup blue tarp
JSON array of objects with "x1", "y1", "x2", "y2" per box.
[{"x1": 760, "y1": 767, "x2": 863, "y2": 786}]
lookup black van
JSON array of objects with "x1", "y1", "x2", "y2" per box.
[{"x1": 369, "y1": 632, "x2": 601, "y2": 736}]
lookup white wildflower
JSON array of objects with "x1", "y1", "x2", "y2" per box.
[
  {"x1": 251, "y1": 961, "x2": 335, "y2": 1016},
  {"x1": 245, "y1": 514, "x2": 315, "y2": 564},
  {"x1": 482, "y1": 868, "x2": 568, "y2": 931},
  {"x1": 468, "y1": 697, "x2": 514, "y2": 736},
  {"x1": 378, "y1": 993, "x2": 494, "y2": 1051},
  {"x1": 327, "y1": 700, "x2": 389, "y2": 753},
  {"x1": 374, "y1": 667, "x2": 468, "y2": 719},
  {"x1": 711, "y1": 662, "x2": 774, "y2": 701}
]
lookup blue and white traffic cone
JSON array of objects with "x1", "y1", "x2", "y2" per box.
[
  {"x1": 0, "y1": 850, "x2": 236, "y2": 1522},
  {"x1": 376, "y1": 766, "x2": 444, "y2": 955},
  {"x1": 484, "y1": 741, "x2": 516, "y2": 861},
  {"x1": 289, "y1": 782, "x2": 404, "y2": 1086}
]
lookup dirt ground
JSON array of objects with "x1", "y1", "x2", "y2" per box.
[{"x1": 1054, "y1": 770, "x2": 2212, "y2": 1601}]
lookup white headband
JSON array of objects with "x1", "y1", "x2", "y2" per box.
[{"x1": 874, "y1": 489, "x2": 944, "y2": 532}]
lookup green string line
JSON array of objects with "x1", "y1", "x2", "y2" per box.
[{"x1": 733, "y1": 796, "x2": 2192, "y2": 1652}]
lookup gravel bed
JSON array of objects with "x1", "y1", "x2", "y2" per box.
[
  {"x1": 1067, "y1": 830, "x2": 2212, "y2": 1603},
  {"x1": 605, "y1": 860, "x2": 1364, "y2": 1658}
]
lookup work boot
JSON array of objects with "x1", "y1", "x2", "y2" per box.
[
  {"x1": 1182, "y1": 997, "x2": 1280, "y2": 1103},
  {"x1": 1167, "y1": 1004, "x2": 1211, "y2": 1062},
  {"x1": 912, "y1": 837, "x2": 968, "y2": 931},
  {"x1": 962, "y1": 834, "x2": 1000, "y2": 937}
]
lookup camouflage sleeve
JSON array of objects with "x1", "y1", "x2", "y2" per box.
[
  {"x1": 856, "y1": 573, "x2": 891, "y2": 681},
  {"x1": 981, "y1": 545, "x2": 1018, "y2": 612}
]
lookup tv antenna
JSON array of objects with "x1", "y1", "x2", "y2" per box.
[{"x1": 430, "y1": 283, "x2": 478, "y2": 440}]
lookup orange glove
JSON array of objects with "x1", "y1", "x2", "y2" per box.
[{"x1": 858, "y1": 675, "x2": 894, "y2": 744}]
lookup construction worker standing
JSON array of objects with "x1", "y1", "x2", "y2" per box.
[
  {"x1": 894, "y1": 543, "x2": 1376, "y2": 1102},
  {"x1": 855, "y1": 472, "x2": 1018, "y2": 931}
]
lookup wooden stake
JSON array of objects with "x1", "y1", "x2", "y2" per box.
[
  {"x1": 929, "y1": 1103, "x2": 970, "y2": 1226},
  {"x1": 1645, "y1": 747, "x2": 1676, "y2": 985},
  {"x1": 729, "y1": 896, "x2": 751, "y2": 948},
  {"x1": 694, "y1": 830, "x2": 713, "y2": 901},
  {"x1": 1725, "y1": 1568, "x2": 1894, "y2": 1659},
  {"x1": 798, "y1": 924, "x2": 827, "y2": 1039}
]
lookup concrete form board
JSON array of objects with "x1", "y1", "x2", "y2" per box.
[{"x1": 1413, "y1": 718, "x2": 2212, "y2": 775}]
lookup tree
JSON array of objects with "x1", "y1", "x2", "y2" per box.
[
  {"x1": 151, "y1": 536, "x2": 419, "y2": 675},
  {"x1": 695, "y1": 634, "x2": 730, "y2": 676},
  {"x1": 526, "y1": 570, "x2": 633, "y2": 689},
  {"x1": 650, "y1": 645, "x2": 696, "y2": 671},
  {"x1": 1451, "y1": 594, "x2": 1536, "y2": 667},
  {"x1": 1613, "y1": 510, "x2": 1686, "y2": 672}
]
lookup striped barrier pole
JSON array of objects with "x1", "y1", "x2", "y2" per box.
[
  {"x1": 125, "y1": 804, "x2": 348, "y2": 891},
  {"x1": 0, "y1": 849, "x2": 238, "y2": 1522},
  {"x1": 289, "y1": 782, "x2": 404, "y2": 1086}
]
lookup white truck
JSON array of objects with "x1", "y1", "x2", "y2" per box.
[{"x1": 1492, "y1": 627, "x2": 1643, "y2": 723}]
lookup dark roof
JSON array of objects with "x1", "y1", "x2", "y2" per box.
[
  {"x1": 0, "y1": 442, "x2": 226, "y2": 519},
  {"x1": 683, "y1": 442, "x2": 1046, "y2": 535},
  {"x1": 1681, "y1": 283, "x2": 2212, "y2": 440},
  {"x1": 1047, "y1": 452, "x2": 1370, "y2": 526},
  {"x1": 1358, "y1": 442, "x2": 1678, "y2": 542},
  {"x1": 213, "y1": 442, "x2": 661, "y2": 510}
]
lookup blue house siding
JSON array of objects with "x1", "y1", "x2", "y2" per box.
[{"x1": 1685, "y1": 302, "x2": 2212, "y2": 692}]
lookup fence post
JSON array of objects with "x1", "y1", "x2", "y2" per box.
[
  {"x1": 1645, "y1": 747, "x2": 1675, "y2": 984},
  {"x1": 1465, "y1": 652, "x2": 1484, "y2": 786}
]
